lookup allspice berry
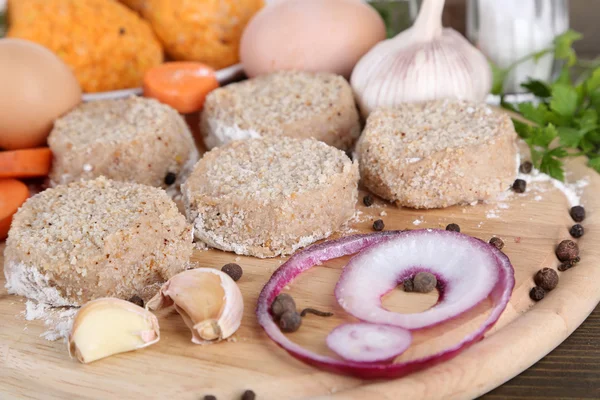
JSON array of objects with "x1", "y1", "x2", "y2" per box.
[
  {"x1": 569, "y1": 206, "x2": 586, "y2": 222},
  {"x1": 412, "y1": 272, "x2": 437, "y2": 293},
  {"x1": 512, "y1": 179, "x2": 527, "y2": 193},
  {"x1": 569, "y1": 224, "x2": 584, "y2": 239},
  {"x1": 445, "y1": 223, "x2": 460, "y2": 232},
  {"x1": 534, "y1": 268, "x2": 559, "y2": 291},
  {"x1": 489, "y1": 237, "x2": 504, "y2": 250},
  {"x1": 271, "y1": 294, "x2": 296, "y2": 318},
  {"x1": 403, "y1": 278, "x2": 414, "y2": 292},
  {"x1": 519, "y1": 161, "x2": 533, "y2": 174},
  {"x1": 529, "y1": 286, "x2": 545, "y2": 302},
  {"x1": 279, "y1": 311, "x2": 302, "y2": 332},
  {"x1": 555, "y1": 240, "x2": 579, "y2": 262},
  {"x1": 373, "y1": 219, "x2": 385, "y2": 231},
  {"x1": 241, "y1": 390, "x2": 256, "y2": 400},
  {"x1": 221, "y1": 263, "x2": 243, "y2": 281},
  {"x1": 363, "y1": 194, "x2": 374, "y2": 207}
]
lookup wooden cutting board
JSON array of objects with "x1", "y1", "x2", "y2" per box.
[{"x1": 1, "y1": 155, "x2": 598, "y2": 400}]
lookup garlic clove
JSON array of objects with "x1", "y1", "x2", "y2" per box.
[
  {"x1": 147, "y1": 268, "x2": 244, "y2": 344},
  {"x1": 68, "y1": 298, "x2": 160, "y2": 364}
]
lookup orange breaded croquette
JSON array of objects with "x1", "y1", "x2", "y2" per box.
[
  {"x1": 118, "y1": 0, "x2": 147, "y2": 13},
  {"x1": 142, "y1": 0, "x2": 264, "y2": 70},
  {"x1": 7, "y1": 0, "x2": 163, "y2": 93}
]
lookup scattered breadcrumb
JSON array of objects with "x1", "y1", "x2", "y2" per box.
[{"x1": 23, "y1": 300, "x2": 77, "y2": 342}]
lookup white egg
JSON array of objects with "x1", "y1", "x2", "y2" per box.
[{"x1": 240, "y1": 0, "x2": 386, "y2": 78}]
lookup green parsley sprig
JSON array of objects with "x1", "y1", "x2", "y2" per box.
[{"x1": 493, "y1": 30, "x2": 600, "y2": 180}]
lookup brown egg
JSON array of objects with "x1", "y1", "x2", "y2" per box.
[
  {"x1": 240, "y1": 0, "x2": 386, "y2": 79},
  {"x1": 0, "y1": 39, "x2": 82, "y2": 150}
]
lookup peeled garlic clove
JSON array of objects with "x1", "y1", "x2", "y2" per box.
[
  {"x1": 351, "y1": 0, "x2": 492, "y2": 116},
  {"x1": 68, "y1": 298, "x2": 160, "y2": 364},
  {"x1": 147, "y1": 268, "x2": 244, "y2": 344}
]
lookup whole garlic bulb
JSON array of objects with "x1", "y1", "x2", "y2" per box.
[{"x1": 351, "y1": 0, "x2": 492, "y2": 116}]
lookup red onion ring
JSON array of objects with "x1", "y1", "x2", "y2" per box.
[
  {"x1": 326, "y1": 323, "x2": 412, "y2": 363},
  {"x1": 335, "y1": 230, "x2": 502, "y2": 329},
  {"x1": 256, "y1": 230, "x2": 514, "y2": 379}
]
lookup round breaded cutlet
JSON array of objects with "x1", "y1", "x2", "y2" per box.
[
  {"x1": 183, "y1": 137, "x2": 359, "y2": 258},
  {"x1": 356, "y1": 100, "x2": 518, "y2": 209},
  {"x1": 200, "y1": 71, "x2": 361, "y2": 151},
  {"x1": 4, "y1": 177, "x2": 193, "y2": 306},
  {"x1": 49, "y1": 96, "x2": 198, "y2": 189}
]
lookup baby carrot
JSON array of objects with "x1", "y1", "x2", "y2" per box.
[
  {"x1": 0, "y1": 148, "x2": 52, "y2": 179},
  {"x1": 0, "y1": 179, "x2": 29, "y2": 240},
  {"x1": 143, "y1": 62, "x2": 220, "y2": 114}
]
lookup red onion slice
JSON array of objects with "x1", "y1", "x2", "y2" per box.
[
  {"x1": 326, "y1": 323, "x2": 412, "y2": 363},
  {"x1": 335, "y1": 230, "x2": 501, "y2": 329},
  {"x1": 256, "y1": 230, "x2": 514, "y2": 379}
]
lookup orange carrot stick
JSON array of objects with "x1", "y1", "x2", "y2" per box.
[
  {"x1": 0, "y1": 148, "x2": 52, "y2": 179},
  {"x1": 0, "y1": 179, "x2": 29, "y2": 240},
  {"x1": 143, "y1": 62, "x2": 220, "y2": 114}
]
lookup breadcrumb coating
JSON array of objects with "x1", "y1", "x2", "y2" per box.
[
  {"x1": 8, "y1": 0, "x2": 163, "y2": 92},
  {"x1": 356, "y1": 99, "x2": 518, "y2": 209},
  {"x1": 183, "y1": 137, "x2": 359, "y2": 258},
  {"x1": 201, "y1": 71, "x2": 361, "y2": 150},
  {"x1": 4, "y1": 177, "x2": 193, "y2": 306},
  {"x1": 48, "y1": 96, "x2": 198, "y2": 188}
]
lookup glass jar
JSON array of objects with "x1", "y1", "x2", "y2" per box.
[{"x1": 467, "y1": 0, "x2": 569, "y2": 93}]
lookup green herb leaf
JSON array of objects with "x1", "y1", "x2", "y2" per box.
[
  {"x1": 554, "y1": 30, "x2": 583, "y2": 67},
  {"x1": 540, "y1": 151, "x2": 565, "y2": 181},
  {"x1": 586, "y1": 68, "x2": 600, "y2": 93},
  {"x1": 588, "y1": 157, "x2": 600, "y2": 173},
  {"x1": 521, "y1": 79, "x2": 552, "y2": 98},
  {"x1": 550, "y1": 83, "x2": 578, "y2": 117},
  {"x1": 579, "y1": 136, "x2": 596, "y2": 153},
  {"x1": 585, "y1": 128, "x2": 600, "y2": 145},
  {"x1": 557, "y1": 127, "x2": 585, "y2": 147},
  {"x1": 576, "y1": 109, "x2": 598, "y2": 132},
  {"x1": 511, "y1": 118, "x2": 531, "y2": 138},
  {"x1": 526, "y1": 124, "x2": 558, "y2": 148},
  {"x1": 517, "y1": 102, "x2": 548, "y2": 125},
  {"x1": 490, "y1": 61, "x2": 508, "y2": 96}
]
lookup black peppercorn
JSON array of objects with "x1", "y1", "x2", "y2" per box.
[
  {"x1": 119, "y1": 27, "x2": 126, "y2": 35},
  {"x1": 127, "y1": 295, "x2": 144, "y2": 308},
  {"x1": 445, "y1": 223, "x2": 460, "y2": 232},
  {"x1": 403, "y1": 278, "x2": 414, "y2": 292},
  {"x1": 221, "y1": 263, "x2": 243, "y2": 281},
  {"x1": 373, "y1": 219, "x2": 385, "y2": 231},
  {"x1": 569, "y1": 224, "x2": 584, "y2": 238},
  {"x1": 558, "y1": 256, "x2": 581, "y2": 272},
  {"x1": 279, "y1": 311, "x2": 302, "y2": 332},
  {"x1": 164, "y1": 172, "x2": 177, "y2": 185},
  {"x1": 241, "y1": 390, "x2": 256, "y2": 400},
  {"x1": 555, "y1": 240, "x2": 579, "y2": 262},
  {"x1": 519, "y1": 161, "x2": 533, "y2": 174},
  {"x1": 271, "y1": 294, "x2": 296, "y2": 318},
  {"x1": 570, "y1": 206, "x2": 586, "y2": 222},
  {"x1": 363, "y1": 194, "x2": 374, "y2": 207},
  {"x1": 204, "y1": 396, "x2": 217, "y2": 400},
  {"x1": 529, "y1": 286, "x2": 545, "y2": 301},
  {"x1": 534, "y1": 268, "x2": 559, "y2": 291},
  {"x1": 412, "y1": 272, "x2": 437, "y2": 293},
  {"x1": 512, "y1": 179, "x2": 527, "y2": 193},
  {"x1": 489, "y1": 237, "x2": 505, "y2": 250}
]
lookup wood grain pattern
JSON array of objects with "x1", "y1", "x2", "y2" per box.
[
  {"x1": 481, "y1": 304, "x2": 600, "y2": 399},
  {"x1": 0, "y1": 155, "x2": 598, "y2": 400}
]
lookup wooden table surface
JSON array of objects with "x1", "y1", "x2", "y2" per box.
[{"x1": 482, "y1": 304, "x2": 600, "y2": 399}]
